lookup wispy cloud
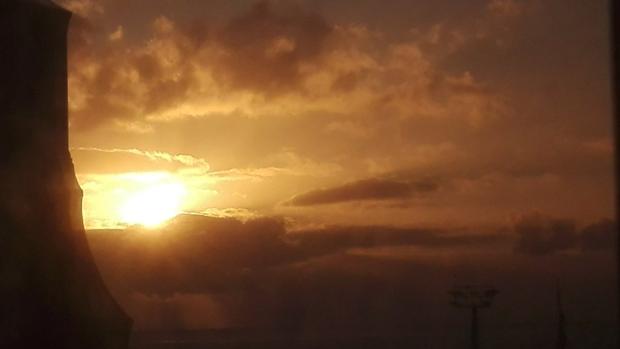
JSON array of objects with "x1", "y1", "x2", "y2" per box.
[
  {"x1": 72, "y1": 147, "x2": 210, "y2": 169},
  {"x1": 287, "y1": 178, "x2": 438, "y2": 206}
]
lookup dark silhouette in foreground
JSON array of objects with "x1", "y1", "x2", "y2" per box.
[
  {"x1": 556, "y1": 287, "x2": 567, "y2": 349},
  {"x1": 0, "y1": 1, "x2": 131, "y2": 348},
  {"x1": 450, "y1": 285, "x2": 499, "y2": 349}
]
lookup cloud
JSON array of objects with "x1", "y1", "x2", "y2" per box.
[
  {"x1": 513, "y1": 213, "x2": 616, "y2": 256},
  {"x1": 513, "y1": 212, "x2": 577, "y2": 256},
  {"x1": 487, "y1": 0, "x2": 524, "y2": 18},
  {"x1": 72, "y1": 145, "x2": 350, "y2": 229},
  {"x1": 289, "y1": 224, "x2": 506, "y2": 256},
  {"x1": 88, "y1": 214, "x2": 616, "y2": 334},
  {"x1": 213, "y1": 0, "x2": 333, "y2": 94},
  {"x1": 88, "y1": 214, "x2": 503, "y2": 296},
  {"x1": 580, "y1": 218, "x2": 616, "y2": 251},
  {"x1": 287, "y1": 178, "x2": 439, "y2": 206},
  {"x1": 55, "y1": 0, "x2": 104, "y2": 18},
  {"x1": 66, "y1": 16, "x2": 201, "y2": 130},
  {"x1": 108, "y1": 25, "x2": 123, "y2": 41},
  {"x1": 64, "y1": 0, "x2": 504, "y2": 131},
  {"x1": 72, "y1": 147, "x2": 210, "y2": 173},
  {"x1": 65, "y1": 1, "x2": 334, "y2": 130},
  {"x1": 89, "y1": 215, "x2": 293, "y2": 296},
  {"x1": 71, "y1": 147, "x2": 209, "y2": 170},
  {"x1": 123, "y1": 292, "x2": 233, "y2": 330}
]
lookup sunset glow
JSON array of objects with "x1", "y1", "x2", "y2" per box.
[
  {"x1": 52, "y1": 0, "x2": 617, "y2": 344},
  {"x1": 118, "y1": 179, "x2": 186, "y2": 228}
]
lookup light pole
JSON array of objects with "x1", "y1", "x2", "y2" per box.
[
  {"x1": 450, "y1": 285, "x2": 499, "y2": 349},
  {"x1": 556, "y1": 286, "x2": 567, "y2": 349}
]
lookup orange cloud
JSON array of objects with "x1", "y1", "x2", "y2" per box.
[{"x1": 65, "y1": 0, "x2": 504, "y2": 131}]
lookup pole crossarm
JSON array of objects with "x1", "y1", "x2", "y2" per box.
[
  {"x1": 449, "y1": 285, "x2": 499, "y2": 309},
  {"x1": 449, "y1": 284, "x2": 499, "y2": 349}
]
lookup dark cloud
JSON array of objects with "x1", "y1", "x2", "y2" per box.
[
  {"x1": 442, "y1": 0, "x2": 611, "y2": 138},
  {"x1": 67, "y1": 14, "x2": 97, "y2": 59},
  {"x1": 89, "y1": 215, "x2": 293, "y2": 296},
  {"x1": 214, "y1": 0, "x2": 333, "y2": 94},
  {"x1": 291, "y1": 225, "x2": 504, "y2": 254},
  {"x1": 88, "y1": 214, "x2": 616, "y2": 342},
  {"x1": 513, "y1": 213, "x2": 617, "y2": 256},
  {"x1": 68, "y1": 28, "x2": 201, "y2": 130},
  {"x1": 66, "y1": 0, "x2": 334, "y2": 130},
  {"x1": 580, "y1": 218, "x2": 616, "y2": 251},
  {"x1": 513, "y1": 212, "x2": 577, "y2": 256},
  {"x1": 88, "y1": 214, "x2": 504, "y2": 295},
  {"x1": 92, "y1": 214, "x2": 494, "y2": 331},
  {"x1": 287, "y1": 178, "x2": 438, "y2": 206}
]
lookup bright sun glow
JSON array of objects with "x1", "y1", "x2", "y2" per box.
[{"x1": 119, "y1": 181, "x2": 187, "y2": 228}]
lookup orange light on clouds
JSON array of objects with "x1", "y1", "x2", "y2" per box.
[
  {"x1": 78, "y1": 171, "x2": 189, "y2": 229},
  {"x1": 117, "y1": 175, "x2": 187, "y2": 228}
]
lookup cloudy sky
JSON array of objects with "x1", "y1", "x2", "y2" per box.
[{"x1": 54, "y1": 0, "x2": 616, "y2": 345}]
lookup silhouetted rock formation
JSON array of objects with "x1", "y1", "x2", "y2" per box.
[{"x1": 0, "y1": 1, "x2": 132, "y2": 348}]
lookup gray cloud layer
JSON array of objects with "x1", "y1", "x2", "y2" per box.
[
  {"x1": 87, "y1": 214, "x2": 616, "y2": 341},
  {"x1": 287, "y1": 178, "x2": 438, "y2": 206},
  {"x1": 89, "y1": 214, "x2": 504, "y2": 296},
  {"x1": 513, "y1": 212, "x2": 615, "y2": 256}
]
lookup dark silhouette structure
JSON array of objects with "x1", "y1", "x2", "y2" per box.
[
  {"x1": 611, "y1": 1, "x2": 620, "y2": 347},
  {"x1": 0, "y1": 1, "x2": 131, "y2": 348},
  {"x1": 450, "y1": 285, "x2": 499, "y2": 349},
  {"x1": 556, "y1": 287, "x2": 567, "y2": 349}
]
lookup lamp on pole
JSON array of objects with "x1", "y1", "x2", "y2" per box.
[{"x1": 450, "y1": 285, "x2": 499, "y2": 349}]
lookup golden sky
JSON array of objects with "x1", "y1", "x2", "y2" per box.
[
  {"x1": 51, "y1": 0, "x2": 618, "y2": 339},
  {"x1": 59, "y1": 0, "x2": 614, "y2": 231}
]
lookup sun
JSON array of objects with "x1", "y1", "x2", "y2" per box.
[{"x1": 119, "y1": 181, "x2": 187, "y2": 228}]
